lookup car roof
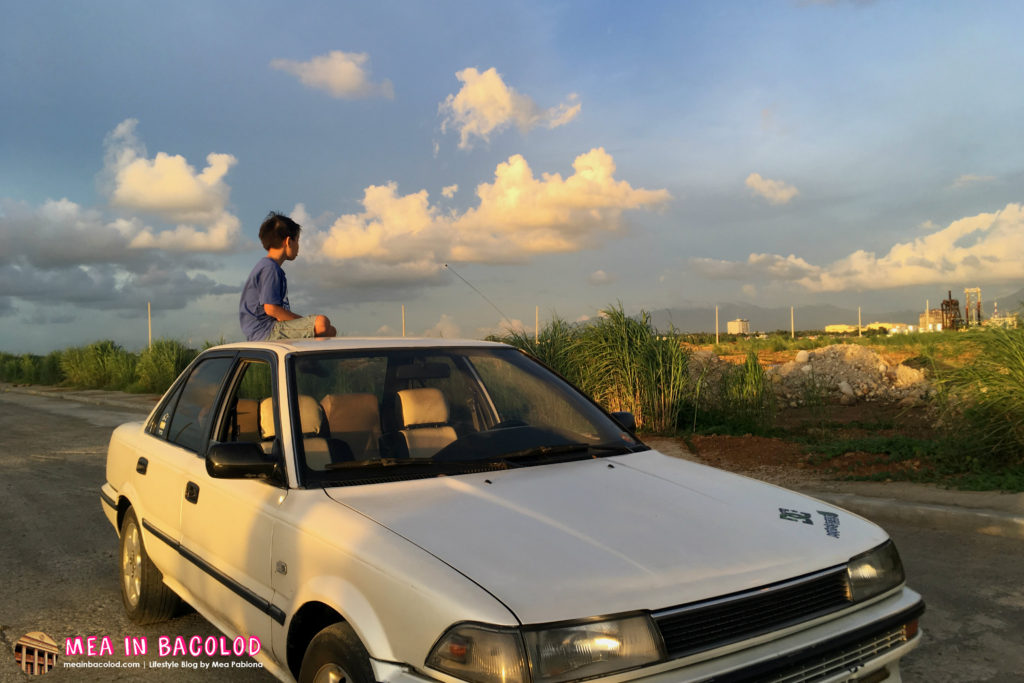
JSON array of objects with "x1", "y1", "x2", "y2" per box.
[{"x1": 207, "y1": 337, "x2": 511, "y2": 356}]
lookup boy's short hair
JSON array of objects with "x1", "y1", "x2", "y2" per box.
[{"x1": 259, "y1": 211, "x2": 301, "y2": 250}]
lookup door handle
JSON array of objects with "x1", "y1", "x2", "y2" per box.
[
  {"x1": 136, "y1": 457, "x2": 148, "y2": 475},
  {"x1": 185, "y1": 481, "x2": 200, "y2": 504}
]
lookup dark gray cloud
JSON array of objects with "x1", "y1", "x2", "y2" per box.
[{"x1": 0, "y1": 262, "x2": 236, "y2": 313}]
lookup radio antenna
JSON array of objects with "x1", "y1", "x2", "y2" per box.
[{"x1": 443, "y1": 264, "x2": 519, "y2": 334}]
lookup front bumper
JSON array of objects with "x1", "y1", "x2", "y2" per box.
[
  {"x1": 383, "y1": 588, "x2": 922, "y2": 683},
  {"x1": 100, "y1": 482, "x2": 119, "y2": 532}
]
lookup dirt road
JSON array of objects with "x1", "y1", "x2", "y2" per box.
[{"x1": 0, "y1": 392, "x2": 274, "y2": 681}]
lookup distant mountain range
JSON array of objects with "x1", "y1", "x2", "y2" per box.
[{"x1": 648, "y1": 287, "x2": 1024, "y2": 334}]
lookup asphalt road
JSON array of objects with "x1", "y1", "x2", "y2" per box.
[{"x1": 1, "y1": 390, "x2": 1021, "y2": 682}]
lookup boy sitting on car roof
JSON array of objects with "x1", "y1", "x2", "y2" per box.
[{"x1": 239, "y1": 211, "x2": 337, "y2": 341}]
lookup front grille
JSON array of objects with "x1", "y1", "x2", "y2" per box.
[
  {"x1": 767, "y1": 627, "x2": 907, "y2": 683},
  {"x1": 653, "y1": 567, "x2": 851, "y2": 659}
]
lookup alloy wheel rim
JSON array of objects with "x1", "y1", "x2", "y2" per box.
[
  {"x1": 122, "y1": 523, "x2": 142, "y2": 607},
  {"x1": 312, "y1": 662, "x2": 349, "y2": 683}
]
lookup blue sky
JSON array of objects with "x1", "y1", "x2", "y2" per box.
[{"x1": 3, "y1": 0, "x2": 1023, "y2": 352}]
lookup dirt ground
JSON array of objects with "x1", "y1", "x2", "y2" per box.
[{"x1": 644, "y1": 401, "x2": 938, "y2": 489}]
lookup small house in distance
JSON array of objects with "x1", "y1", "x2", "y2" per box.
[{"x1": 727, "y1": 319, "x2": 750, "y2": 335}]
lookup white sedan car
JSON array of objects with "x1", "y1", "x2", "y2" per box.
[{"x1": 101, "y1": 338, "x2": 923, "y2": 683}]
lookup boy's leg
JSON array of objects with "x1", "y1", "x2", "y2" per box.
[
  {"x1": 314, "y1": 315, "x2": 337, "y2": 338},
  {"x1": 267, "y1": 315, "x2": 318, "y2": 340}
]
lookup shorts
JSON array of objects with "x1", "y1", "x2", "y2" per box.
[{"x1": 267, "y1": 315, "x2": 318, "y2": 340}]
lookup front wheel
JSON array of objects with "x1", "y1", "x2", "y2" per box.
[
  {"x1": 119, "y1": 507, "x2": 181, "y2": 624},
  {"x1": 299, "y1": 623, "x2": 374, "y2": 683}
]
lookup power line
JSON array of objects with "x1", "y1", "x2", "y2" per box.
[{"x1": 442, "y1": 264, "x2": 518, "y2": 333}]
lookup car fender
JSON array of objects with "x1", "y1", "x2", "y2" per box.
[{"x1": 284, "y1": 574, "x2": 392, "y2": 661}]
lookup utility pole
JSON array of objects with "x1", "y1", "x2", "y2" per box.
[
  {"x1": 858, "y1": 307, "x2": 862, "y2": 337},
  {"x1": 715, "y1": 306, "x2": 719, "y2": 344},
  {"x1": 535, "y1": 306, "x2": 539, "y2": 345},
  {"x1": 401, "y1": 305, "x2": 406, "y2": 337},
  {"x1": 147, "y1": 302, "x2": 152, "y2": 349},
  {"x1": 790, "y1": 306, "x2": 795, "y2": 339}
]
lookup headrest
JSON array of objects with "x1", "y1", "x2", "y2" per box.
[
  {"x1": 397, "y1": 388, "x2": 449, "y2": 428},
  {"x1": 260, "y1": 395, "x2": 324, "y2": 439},
  {"x1": 259, "y1": 398, "x2": 276, "y2": 439},
  {"x1": 297, "y1": 395, "x2": 326, "y2": 435},
  {"x1": 321, "y1": 393, "x2": 380, "y2": 432}
]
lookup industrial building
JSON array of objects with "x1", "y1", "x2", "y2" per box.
[{"x1": 726, "y1": 319, "x2": 750, "y2": 335}]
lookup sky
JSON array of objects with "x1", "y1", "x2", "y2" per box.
[{"x1": 3, "y1": 0, "x2": 1024, "y2": 353}]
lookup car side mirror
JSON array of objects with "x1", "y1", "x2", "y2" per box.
[
  {"x1": 207, "y1": 442, "x2": 277, "y2": 479},
  {"x1": 610, "y1": 411, "x2": 636, "y2": 434}
]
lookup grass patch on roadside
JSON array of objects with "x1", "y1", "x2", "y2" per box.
[{"x1": 804, "y1": 435, "x2": 940, "y2": 463}]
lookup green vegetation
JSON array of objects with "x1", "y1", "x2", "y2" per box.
[
  {"x1": 805, "y1": 435, "x2": 940, "y2": 463},
  {"x1": 136, "y1": 340, "x2": 199, "y2": 393},
  {"x1": 494, "y1": 305, "x2": 774, "y2": 435},
  {"x1": 933, "y1": 327, "x2": 1024, "y2": 471},
  {"x1": 1, "y1": 338, "x2": 198, "y2": 393}
]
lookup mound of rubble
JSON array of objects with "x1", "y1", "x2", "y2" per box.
[{"x1": 766, "y1": 344, "x2": 932, "y2": 408}]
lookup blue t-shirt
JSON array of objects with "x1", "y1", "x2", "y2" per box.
[{"x1": 239, "y1": 257, "x2": 289, "y2": 341}]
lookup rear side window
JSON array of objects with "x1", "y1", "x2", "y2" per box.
[{"x1": 166, "y1": 357, "x2": 234, "y2": 453}]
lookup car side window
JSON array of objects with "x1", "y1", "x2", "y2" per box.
[
  {"x1": 214, "y1": 359, "x2": 274, "y2": 447},
  {"x1": 165, "y1": 357, "x2": 234, "y2": 453}
]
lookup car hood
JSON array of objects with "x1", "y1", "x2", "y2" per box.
[{"x1": 325, "y1": 451, "x2": 888, "y2": 625}]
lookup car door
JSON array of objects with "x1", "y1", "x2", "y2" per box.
[
  {"x1": 177, "y1": 354, "x2": 287, "y2": 647},
  {"x1": 133, "y1": 355, "x2": 236, "y2": 585}
]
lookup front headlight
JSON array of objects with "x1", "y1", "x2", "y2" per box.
[
  {"x1": 847, "y1": 540, "x2": 905, "y2": 602},
  {"x1": 427, "y1": 616, "x2": 663, "y2": 683},
  {"x1": 523, "y1": 615, "x2": 663, "y2": 683}
]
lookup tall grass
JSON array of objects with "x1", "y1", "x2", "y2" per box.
[
  {"x1": 60, "y1": 340, "x2": 136, "y2": 390},
  {"x1": 498, "y1": 306, "x2": 692, "y2": 432},
  {"x1": 935, "y1": 327, "x2": 1024, "y2": 469},
  {"x1": 0, "y1": 338, "x2": 198, "y2": 393},
  {"x1": 501, "y1": 305, "x2": 784, "y2": 434},
  {"x1": 0, "y1": 352, "x2": 65, "y2": 385},
  {"x1": 136, "y1": 340, "x2": 198, "y2": 393},
  {"x1": 687, "y1": 351, "x2": 776, "y2": 434}
]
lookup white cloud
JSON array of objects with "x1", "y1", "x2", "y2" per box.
[
  {"x1": 439, "y1": 67, "x2": 581, "y2": 149},
  {"x1": 103, "y1": 119, "x2": 243, "y2": 252},
  {"x1": 951, "y1": 174, "x2": 995, "y2": 189},
  {"x1": 271, "y1": 50, "x2": 394, "y2": 99},
  {"x1": 302, "y1": 148, "x2": 669, "y2": 284},
  {"x1": 745, "y1": 173, "x2": 799, "y2": 205},
  {"x1": 588, "y1": 269, "x2": 615, "y2": 285},
  {"x1": 422, "y1": 313, "x2": 462, "y2": 338},
  {"x1": 128, "y1": 212, "x2": 242, "y2": 252},
  {"x1": 450, "y1": 148, "x2": 671, "y2": 262},
  {"x1": 442, "y1": 184, "x2": 459, "y2": 199},
  {"x1": 691, "y1": 202, "x2": 1024, "y2": 292},
  {"x1": 0, "y1": 120, "x2": 242, "y2": 316},
  {"x1": 691, "y1": 253, "x2": 820, "y2": 281},
  {"x1": 475, "y1": 317, "x2": 526, "y2": 339}
]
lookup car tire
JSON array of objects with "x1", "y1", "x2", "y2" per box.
[
  {"x1": 298, "y1": 622, "x2": 375, "y2": 683},
  {"x1": 119, "y1": 507, "x2": 181, "y2": 624}
]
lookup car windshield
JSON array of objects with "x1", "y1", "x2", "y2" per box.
[{"x1": 288, "y1": 346, "x2": 646, "y2": 486}]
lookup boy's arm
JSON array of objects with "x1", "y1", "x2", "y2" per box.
[{"x1": 264, "y1": 303, "x2": 303, "y2": 321}]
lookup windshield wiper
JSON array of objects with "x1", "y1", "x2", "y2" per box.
[
  {"x1": 325, "y1": 458, "x2": 477, "y2": 471},
  {"x1": 492, "y1": 441, "x2": 639, "y2": 467}
]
